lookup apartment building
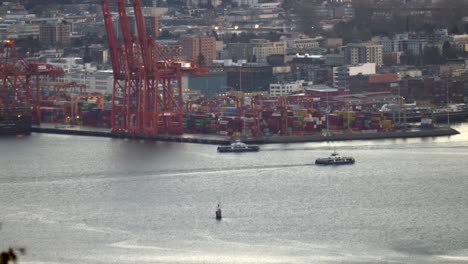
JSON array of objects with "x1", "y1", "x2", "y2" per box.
[
  {"x1": 180, "y1": 36, "x2": 217, "y2": 65},
  {"x1": 343, "y1": 43, "x2": 383, "y2": 66},
  {"x1": 228, "y1": 39, "x2": 286, "y2": 62},
  {"x1": 269, "y1": 80, "x2": 304, "y2": 97},
  {"x1": 39, "y1": 21, "x2": 71, "y2": 47}
]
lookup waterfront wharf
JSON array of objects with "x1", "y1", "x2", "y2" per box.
[{"x1": 30, "y1": 124, "x2": 460, "y2": 145}]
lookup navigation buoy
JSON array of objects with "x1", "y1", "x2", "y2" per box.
[{"x1": 215, "y1": 204, "x2": 222, "y2": 220}]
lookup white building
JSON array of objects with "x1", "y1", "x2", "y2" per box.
[
  {"x1": 333, "y1": 63, "x2": 376, "y2": 88},
  {"x1": 285, "y1": 37, "x2": 320, "y2": 52},
  {"x1": 348, "y1": 63, "x2": 376, "y2": 76},
  {"x1": 251, "y1": 39, "x2": 287, "y2": 62},
  {"x1": 269, "y1": 80, "x2": 304, "y2": 96},
  {"x1": 252, "y1": 2, "x2": 281, "y2": 9},
  {"x1": 2, "y1": 23, "x2": 39, "y2": 39},
  {"x1": 46, "y1": 57, "x2": 86, "y2": 72},
  {"x1": 48, "y1": 70, "x2": 114, "y2": 94},
  {"x1": 232, "y1": 0, "x2": 258, "y2": 7},
  {"x1": 379, "y1": 33, "x2": 427, "y2": 56}
]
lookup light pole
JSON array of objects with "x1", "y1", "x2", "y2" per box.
[
  {"x1": 326, "y1": 91, "x2": 330, "y2": 136},
  {"x1": 239, "y1": 63, "x2": 242, "y2": 93},
  {"x1": 398, "y1": 86, "x2": 401, "y2": 124},
  {"x1": 446, "y1": 77, "x2": 450, "y2": 127}
]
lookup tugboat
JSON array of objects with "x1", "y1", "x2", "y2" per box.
[
  {"x1": 215, "y1": 204, "x2": 222, "y2": 220},
  {"x1": 217, "y1": 140, "x2": 260, "y2": 153},
  {"x1": 315, "y1": 150, "x2": 355, "y2": 165}
]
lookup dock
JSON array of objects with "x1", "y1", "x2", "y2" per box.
[
  {"x1": 31, "y1": 124, "x2": 231, "y2": 144},
  {"x1": 31, "y1": 124, "x2": 460, "y2": 145},
  {"x1": 260, "y1": 127, "x2": 460, "y2": 144}
]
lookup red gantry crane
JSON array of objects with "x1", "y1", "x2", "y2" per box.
[
  {"x1": 0, "y1": 40, "x2": 64, "y2": 124},
  {"x1": 101, "y1": 0, "x2": 206, "y2": 136}
]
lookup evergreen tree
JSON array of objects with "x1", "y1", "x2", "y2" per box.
[
  {"x1": 442, "y1": 41, "x2": 457, "y2": 59},
  {"x1": 197, "y1": 53, "x2": 206, "y2": 65},
  {"x1": 230, "y1": 33, "x2": 238, "y2": 43}
]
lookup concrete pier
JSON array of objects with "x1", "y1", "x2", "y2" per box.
[
  {"x1": 31, "y1": 124, "x2": 460, "y2": 145},
  {"x1": 259, "y1": 128, "x2": 460, "y2": 144}
]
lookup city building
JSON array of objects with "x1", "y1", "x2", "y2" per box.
[
  {"x1": 333, "y1": 63, "x2": 376, "y2": 88},
  {"x1": 212, "y1": 60, "x2": 274, "y2": 93},
  {"x1": 227, "y1": 42, "x2": 253, "y2": 61},
  {"x1": 2, "y1": 23, "x2": 39, "y2": 39},
  {"x1": 232, "y1": 0, "x2": 258, "y2": 7},
  {"x1": 228, "y1": 39, "x2": 286, "y2": 63},
  {"x1": 269, "y1": 80, "x2": 304, "y2": 97},
  {"x1": 324, "y1": 54, "x2": 345, "y2": 66},
  {"x1": 379, "y1": 33, "x2": 427, "y2": 56},
  {"x1": 0, "y1": 12, "x2": 39, "y2": 39},
  {"x1": 180, "y1": 36, "x2": 217, "y2": 65},
  {"x1": 49, "y1": 70, "x2": 114, "y2": 94},
  {"x1": 323, "y1": 38, "x2": 343, "y2": 49},
  {"x1": 343, "y1": 43, "x2": 383, "y2": 66},
  {"x1": 182, "y1": 71, "x2": 227, "y2": 98},
  {"x1": 39, "y1": 21, "x2": 72, "y2": 47},
  {"x1": 252, "y1": 39, "x2": 286, "y2": 62},
  {"x1": 285, "y1": 37, "x2": 320, "y2": 54}
]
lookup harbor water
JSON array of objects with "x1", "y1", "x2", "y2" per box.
[{"x1": 1, "y1": 124, "x2": 468, "y2": 263}]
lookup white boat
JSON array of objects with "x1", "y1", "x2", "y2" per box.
[
  {"x1": 217, "y1": 140, "x2": 260, "y2": 153},
  {"x1": 315, "y1": 150, "x2": 355, "y2": 165}
]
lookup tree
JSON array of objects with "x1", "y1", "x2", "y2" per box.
[
  {"x1": 442, "y1": 41, "x2": 457, "y2": 59},
  {"x1": 281, "y1": 0, "x2": 294, "y2": 10},
  {"x1": 14, "y1": 36, "x2": 42, "y2": 55},
  {"x1": 199, "y1": 1, "x2": 213, "y2": 9},
  {"x1": 298, "y1": 0, "x2": 321, "y2": 36},
  {"x1": 450, "y1": 25, "x2": 460, "y2": 35},
  {"x1": 220, "y1": 0, "x2": 232, "y2": 8},
  {"x1": 421, "y1": 23, "x2": 436, "y2": 35},
  {"x1": 238, "y1": 32, "x2": 256, "y2": 43},
  {"x1": 83, "y1": 45, "x2": 92, "y2": 64},
  {"x1": 211, "y1": 30, "x2": 219, "y2": 41},
  {"x1": 0, "y1": 249, "x2": 16, "y2": 264},
  {"x1": 0, "y1": 247, "x2": 24, "y2": 264},
  {"x1": 248, "y1": 55, "x2": 257, "y2": 63},
  {"x1": 197, "y1": 53, "x2": 206, "y2": 65},
  {"x1": 230, "y1": 33, "x2": 238, "y2": 43},
  {"x1": 265, "y1": 31, "x2": 281, "y2": 42},
  {"x1": 434, "y1": 0, "x2": 468, "y2": 30},
  {"x1": 158, "y1": 29, "x2": 175, "y2": 39},
  {"x1": 423, "y1": 46, "x2": 444, "y2": 65}
]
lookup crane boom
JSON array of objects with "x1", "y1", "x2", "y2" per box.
[
  {"x1": 131, "y1": 0, "x2": 152, "y2": 74},
  {"x1": 101, "y1": 0, "x2": 121, "y2": 78},
  {"x1": 117, "y1": 0, "x2": 136, "y2": 72}
]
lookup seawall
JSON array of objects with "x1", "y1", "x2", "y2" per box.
[
  {"x1": 259, "y1": 128, "x2": 460, "y2": 144},
  {"x1": 30, "y1": 125, "x2": 460, "y2": 145}
]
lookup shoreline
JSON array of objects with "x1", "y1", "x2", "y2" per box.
[
  {"x1": 259, "y1": 128, "x2": 460, "y2": 144},
  {"x1": 30, "y1": 124, "x2": 461, "y2": 145}
]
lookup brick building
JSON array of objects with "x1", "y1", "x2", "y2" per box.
[
  {"x1": 180, "y1": 36, "x2": 216, "y2": 65},
  {"x1": 39, "y1": 21, "x2": 71, "y2": 47}
]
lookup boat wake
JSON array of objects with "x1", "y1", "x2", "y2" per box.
[{"x1": 0, "y1": 163, "x2": 313, "y2": 185}]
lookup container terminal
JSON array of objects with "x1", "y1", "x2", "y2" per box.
[
  {"x1": 1, "y1": 41, "x2": 464, "y2": 142},
  {"x1": 2, "y1": 82, "x2": 465, "y2": 141},
  {"x1": 23, "y1": 88, "x2": 466, "y2": 143},
  {"x1": 0, "y1": 0, "x2": 466, "y2": 141}
]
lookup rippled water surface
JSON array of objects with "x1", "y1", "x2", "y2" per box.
[{"x1": 1, "y1": 124, "x2": 468, "y2": 263}]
